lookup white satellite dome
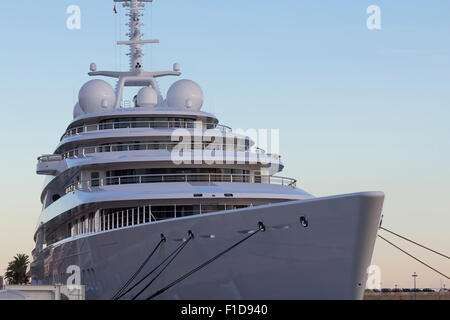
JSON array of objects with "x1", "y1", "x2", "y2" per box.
[
  {"x1": 78, "y1": 79, "x2": 116, "y2": 114},
  {"x1": 166, "y1": 79, "x2": 204, "y2": 110},
  {"x1": 136, "y1": 86, "x2": 158, "y2": 108},
  {"x1": 73, "y1": 102, "x2": 84, "y2": 119}
]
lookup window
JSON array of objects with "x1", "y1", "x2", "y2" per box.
[
  {"x1": 68, "y1": 223, "x2": 72, "y2": 237},
  {"x1": 91, "y1": 172, "x2": 100, "y2": 187},
  {"x1": 88, "y1": 212, "x2": 94, "y2": 232},
  {"x1": 80, "y1": 216, "x2": 86, "y2": 234},
  {"x1": 254, "y1": 171, "x2": 262, "y2": 183}
]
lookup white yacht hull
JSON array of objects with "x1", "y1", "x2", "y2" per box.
[{"x1": 31, "y1": 191, "x2": 384, "y2": 300}]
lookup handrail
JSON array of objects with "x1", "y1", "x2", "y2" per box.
[
  {"x1": 64, "y1": 173, "x2": 297, "y2": 194},
  {"x1": 37, "y1": 154, "x2": 63, "y2": 163},
  {"x1": 61, "y1": 141, "x2": 250, "y2": 159},
  {"x1": 38, "y1": 142, "x2": 279, "y2": 162},
  {"x1": 61, "y1": 120, "x2": 233, "y2": 140}
]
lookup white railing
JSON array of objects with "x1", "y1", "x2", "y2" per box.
[
  {"x1": 39, "y1": 144, "x2": 281, "y2": 168},
  {"x1": 65, "y1": 173, "x2": 297, "y2": 194},
  {"x1": 62, "y1": 142, "x2": 249, "y2": 159},
  {"x1": 37, "y1": 154, "x2": 63, "y2": 163},
  {"x1": 61, "y1": 120, "x2": 233, "y2": 140},
  {"x1": 98, "y1": 204, "x2": 252, "y2": 232}
]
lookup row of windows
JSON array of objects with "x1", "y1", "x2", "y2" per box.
[
  {"x1": 62, "y1": 140, "x2": 250, "y2": 159},
  {"x1": 63, "y1": 117, "x2": 218, "y2": 138},
  {"x1": 63, "y1": 168, "x2": 258, "y2": 194},
  {"x1": 65, "y1": 204, "x2": 251, "y2": 237},
  {"x1": 99, "y1": 169, "x2": 252, "y2": 186},
  {"x1": 98, "y1": 117, "x2": 209, "y2": 130},
  {"x1": 106, "y1": 168, "x2": 250, "y2": 177},
  {"x1": 100, "y1": 117, "x2": 197, "y2": 124},
  {"x1": 100, "y1": 204, "x2": 250, "y2": 231}
]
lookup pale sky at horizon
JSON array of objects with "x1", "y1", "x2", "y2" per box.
[{"x1": 0, "y1": 0, "x2": 449, "y2": 289}]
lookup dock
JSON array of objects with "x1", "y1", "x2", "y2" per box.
[{"x1": 364, "y1": 292, "x2": 450, "y2": 300}]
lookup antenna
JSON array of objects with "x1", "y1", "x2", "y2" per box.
[
  {"x1": 115, "y1": 0, "x2": 158, "y2": 72},
  {"x1": 88, "y1": 0, "x2": 181, "y2": 108}
]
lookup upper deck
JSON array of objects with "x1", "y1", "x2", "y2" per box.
[
  {"x1": 61, "y1": 119, "x2": 231, "y2": 141},
  {"x1": 67, "y1": 107, "x2": 220, "y2": 133}
]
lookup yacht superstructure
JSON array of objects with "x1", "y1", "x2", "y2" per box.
[{"x1": 30, "y1": 0, "x2": 384, "y2": 300}]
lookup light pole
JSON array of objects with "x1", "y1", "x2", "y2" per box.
[{"x1": 412, "y1": 272, "x2": 418, "y2": 300}]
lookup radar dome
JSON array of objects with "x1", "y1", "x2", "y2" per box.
[
  {"x1": 73, "y1": 102, "x2": 84, "y2": 119},
  {"x1": 167, "y1": 79, "x2": 203, "y2": 110},
  {"x1": 78, "y1": 79, "x2": 116, "y2": 114},
  {"x1": 136, "y1": 86, "x2": 158, "y2": 108}
]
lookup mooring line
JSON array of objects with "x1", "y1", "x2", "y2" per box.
[
  {"x1": 131, "y1": 231, "x2": 194, "y2": 300},
  {"x1": 378, "y1": 234, "x2": 450, "y2": 280},
  {"x1": 146, "y1": 222, "x2": 266, "y2": 300},
  {"x1": 380, "y1": 226, "x2": 449, "y2": 260},
  {"x1": 112, "y1": 234, "x2": 166, "y2": 300},
  {"x1": 115, "y1": 232, "x2": 192, "y2": 300}
]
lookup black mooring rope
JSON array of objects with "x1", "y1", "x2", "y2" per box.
[
  {"x1": 145, "y1": 222, "x2": 266, "y2": 300},
  {"x1": 378, "y1": 234, "x2": 450, "y2": 280},
  {"x1": 115, "y1": 231, "x2": 193, "y2": 300},
  {"x1": 379, "y1": 226, "x2": 450, "y2": 260},
  {"x1": 131, "y1": 231, "x2": 194, "y2": 300},
  {"x1": 111, "y1": 234, "x2": 166, "y2": 300}
]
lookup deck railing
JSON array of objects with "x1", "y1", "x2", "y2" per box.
[
  {"x1": 61, "y1": 142, "x2": 249, "y2": 159},
  {"x1": 37, "y1": 154, "x2": 64, "y2": 163},
  {"x1": 61, "y1": 120, "x2": 233, "y2": 140},
  {"x1": 64, "y1": 173, "x2": 297, "y2": 194}
]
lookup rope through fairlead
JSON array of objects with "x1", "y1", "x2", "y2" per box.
[{"x1": 145, "y1": 222, "x2": 266, "y2": 300}]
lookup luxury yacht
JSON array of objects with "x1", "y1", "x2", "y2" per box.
[{"x1": 30, "y1": 0, "x2": 384, "y2": 300}]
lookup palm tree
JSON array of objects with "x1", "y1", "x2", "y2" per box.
[{"x1": 4, "y1": 254, "x2": 30, "y2": 285}]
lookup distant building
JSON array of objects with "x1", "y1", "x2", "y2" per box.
[{"x1": 0, "y1": 276, "x2": 3, "y2": 289}]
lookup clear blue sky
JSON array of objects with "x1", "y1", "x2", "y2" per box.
[{"x1": 0, "y1": 0, "x2": 449, "y2": 288}]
